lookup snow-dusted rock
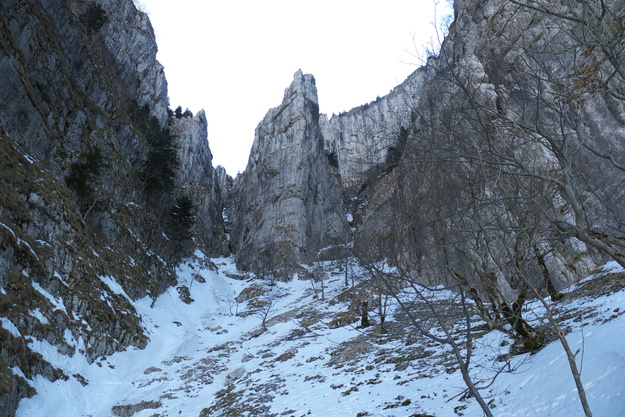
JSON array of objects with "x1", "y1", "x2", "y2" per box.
[{"x1": 224, "y1": 367, "x2": 246, "y2": 386}]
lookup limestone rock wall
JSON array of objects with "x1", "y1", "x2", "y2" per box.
[
  {"x1": 231, "y1": 70, "x2": 349, "y2": 276},
  {"x1": 98, "y1": 0, "x2": 170, "y2": 123},
  {"x1": 214, "y1": 165, "x2": 234, "y2": 208},
  {"x1": 348, "y1": 0, "x2": 625, "y2": 294},
  {"x1": 0, "y1": 1, "x2": 226, "y2": 415},
  {"x1": 172, "y1": 111, "x2": 228, "y2": 256},
  {"x1": 321, "y1": 69, "x2": 427, "y2": 189}
]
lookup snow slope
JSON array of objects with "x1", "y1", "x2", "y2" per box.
[{"x1": 13, "y1": 256, "x2": 625, "y2": 417}]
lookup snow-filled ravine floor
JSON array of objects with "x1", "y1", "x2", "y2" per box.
[{"x1": 14, "y1": 255, "x2": 625, "y2": 417}]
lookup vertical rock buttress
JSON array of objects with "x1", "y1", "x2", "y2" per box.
[{"x1": 231, "y1": 70, "x2": 349, "y2": 277}]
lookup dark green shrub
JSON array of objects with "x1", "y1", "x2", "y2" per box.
[
  {"x1": 66, "y1": 147, "x2": 106, "y2": 199},
  {"x1": 127, "y1": 100, "x2": 179, "y2": 193},
  {"x1": 385, "y1": 126, "x2": 410, "y2": 169},
  {"x1": 141, "y1": 133, "x2": 179, "y2": 193},
  {"x1": 83, "y1": 3, "x2": 108, "y2": 33},
  {"x1": 169, "y1": 196, "x2": 196, "y2": 240}
]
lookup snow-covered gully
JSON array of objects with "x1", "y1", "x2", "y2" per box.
[{"x1": 16, "y1": 256, "x2": 625, "y2": 417}]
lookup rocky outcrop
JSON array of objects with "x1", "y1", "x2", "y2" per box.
[
  {"x1": 231, "y1": 70, "x2": 350, "y2": 276},
  {"x1": 172, "y1": 111, "x2": 228, "y2": 256},
  {"x1": 111, "y1": 400, "x2": 163, "y2": 417},
  {"x1": 0, "y1": 1, "x2": 226, "y2": 415},
  {"x1": 344, "y1": 0, "x2": 625, "y2": 294},
  {"x1": 214, "y1": 166, "x2": 234, "y2": 209},
  {"x1": 98, "y1": 0, "x2": 169, "y2": 123},
  {"x1": 321, "y1": 69, "x2": 427, "y2": 189}
]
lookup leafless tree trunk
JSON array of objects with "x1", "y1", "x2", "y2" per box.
[{"x1": 358, "y1": 260, "x2": 496, "y2": 417}]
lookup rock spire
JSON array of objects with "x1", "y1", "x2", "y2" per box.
[{"x1": 231, "y1": 70, "x2": 349, "y2": 277}]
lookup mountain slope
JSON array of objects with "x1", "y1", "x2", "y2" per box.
[
  {"x1": 0, "y1": 1, "x2": 227, "y2": 414},
  {"x1": 15, "y1": 255, "x2": 625, "y2": 417}
]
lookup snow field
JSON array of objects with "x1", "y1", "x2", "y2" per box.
[{"x1": 13, "y1": 256, "x2": 625, "y2": 417}]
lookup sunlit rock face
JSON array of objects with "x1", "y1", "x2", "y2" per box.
[{"x1": 231, "y1": 70, "x2": 350, "y2": 276}]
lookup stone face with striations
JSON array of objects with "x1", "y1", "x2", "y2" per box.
[
  {"x1": 0, "y1": 1, "x2": 227, "y2": 415},
  {"x1": 171, "y1": 110, "x2": 228, "y2": 256},
  {"x1": 320, "y1": 69, "x2": 427, "y2": 189},
  {"x1": 231, "y1": 70, "x2": 349, "y2": 276}
]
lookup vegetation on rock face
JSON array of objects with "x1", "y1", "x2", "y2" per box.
[
  {"x1": 66, "y1": 146, "x2": 106, "y2": 200},
  {"x1": 0, "y1": 129, "x2": 153, "y2": 416},
  {"x1": 127, "y1": 100, "x2": 180, "y2": 193},
  {"x1": 169, "y1": 196, "x2": 196, "y2": 239},
  {"x1": 164, "y1": 195, "x2": 197, "y2": 258},
  {"x1": 326, "y1": 150, "x2": 339, "y2": 169},
  {"x1": 342, "y1": 1, "x2": 625, "y2": 416},
  {"x1": 0, "y1": 0, "x2": 228, "y2": 415},
  {"x1": 384, "y1": 126, "x2": 409, "y2": 171},
  {"x1": 83, "y1": 3, "x2": 108, "y2": 33},
  {"x1": 174, "y1": 106, "x2": 193, "y2": 119}
]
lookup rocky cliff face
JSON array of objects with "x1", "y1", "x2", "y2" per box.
[
  {"x1": 237, "y1": 0, "x2": 625, "y2": 299},
  {"x1": 0, "y1": 1, "x2": 226, "y2": 415},
  {"x1": 231, "y1": 70, "x2": 350, "y2": 276},
  {"x1": 171, "y1": 110, "x2": 228, "y2": 256},
  {"x1": 320, "y1": 69, "x2": 427, "y2": 189},
  {"x1": 343, "y1": 0, "x2": 625, "y2": 297}
]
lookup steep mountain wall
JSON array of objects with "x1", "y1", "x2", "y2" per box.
[
  {"x1": 234, "y1": 0, "x2": 625, "y2": 302},
  {"x1": 320, "y1": 69, "x2": 427, "y2": 189},
  {"x1": 171, "y1": 110, "x2": 229, "y2": 256},
  {"x1": 0, "y1": 1, "x2": 226, "y2": 415},
  {"x1": 231, "y1": 70, "x2": 350, "y2": 276},
  {"x1": 349, "y1": 0, "x2": 625, "y2": 296}
]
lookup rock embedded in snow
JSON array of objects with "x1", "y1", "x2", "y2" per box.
[
  {"x1": 241, "y1": 354, "x2": 255, "y2": 363},
  {"x1": 143, "y1": 366, "x2": 162, "y2": 375},
  {"x1": 111, "y1": 400, "x2": 162, "y2": 417},
  {"x1": 275, "y1": 347, "x2": 298, "y2": 362},
  {"x1": 224, "y1": 367, "x2": 246, "y2": 386}
]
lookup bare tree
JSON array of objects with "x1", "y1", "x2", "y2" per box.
[
  {"x1": 383, "y1": 2, "x2": 625, "y2": 413},
  {"x1": 255, "y1": 291, "x2": 278, "y2": 332},
  {"x1": 356, "y1": 259, "x2": 497, "y2": 417},
  {"x1": 347, "y1": 3, "x2": 625, "y2": 416}
]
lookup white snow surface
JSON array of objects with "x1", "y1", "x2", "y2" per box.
[
  {"x1": 0, "y1": 317, "x2": 21, "y2": 338},
  {"x1": 15, "y1": 256, "x2": 625, "y2": 417}
]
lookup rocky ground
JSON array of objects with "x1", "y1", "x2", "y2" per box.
[{"x1": 15, "y1": 256, "x2": 625, "y2": 417}]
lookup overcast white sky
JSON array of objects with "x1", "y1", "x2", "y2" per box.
[{"x1": 137, "y1": 0, "x2": 452, "y2": 175}]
